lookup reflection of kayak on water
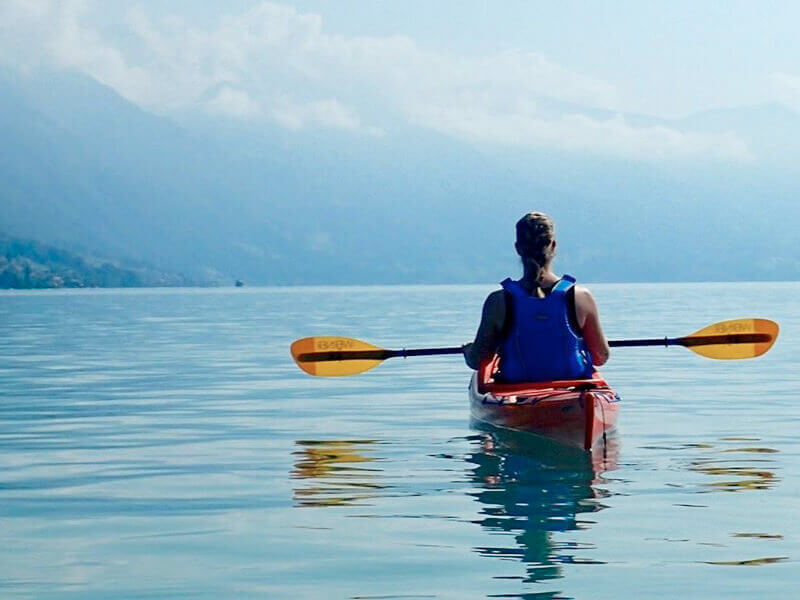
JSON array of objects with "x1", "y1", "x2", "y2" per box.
[
  {"x1": 466, "y1": 423, "x2": 617, "y2": 584},
  {"x1": 469, "y1": 356, "x2": 620, "y2": 452}
]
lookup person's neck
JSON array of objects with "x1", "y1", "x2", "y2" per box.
[{"x1": 522, "y1": 266, "x2": 558, "y2": 287}]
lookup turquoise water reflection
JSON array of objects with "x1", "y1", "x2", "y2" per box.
[
  {"x1": 466, "y1": 427, "x2": 612, "y2": 585},
  {"x1": 1, "y1": 284, "x2": 798, "y2": 599},
  {"x1": 290, "y1": 426, "x2": 621, "y2": 591}
]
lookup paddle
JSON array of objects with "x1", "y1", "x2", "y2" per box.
[{"x1": 290, "y1": 318, "x2": 779, "y2": 377}]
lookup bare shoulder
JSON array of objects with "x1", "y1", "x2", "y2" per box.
[
  {"x1": 573, "y1": 284, "x2": 598, "y2": 309},
  {"x1": 484, "y1": 289, "x2": 505, "y2": 307},
  {"x1": 573, "y1": 284, "x2": 600, "y2": 329},
  {"x1": 464, "y1": 289, "x2": 507, "y2": 369},
  {"x1": 482, "y1": 289, "x2": 506, "y2": 322},
  {"x1": 572, "y1": 283, "x2": 609, "y2": 364}
]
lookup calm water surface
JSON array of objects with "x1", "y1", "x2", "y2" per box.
[{"x1": 0, "y1": 283, "x2": 798, "y2": 599}]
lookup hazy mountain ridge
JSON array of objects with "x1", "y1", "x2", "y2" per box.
[
  {"x1": 1, "y1": 67, "x2": 798, "y2": 285},
  {"x1": 0, "y1": 233, "x2": 195, "y2": 289}
]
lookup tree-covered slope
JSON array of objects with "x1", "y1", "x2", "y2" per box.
[{"x1": 0, "y1": 233, "x2": 193, "y2": 289}]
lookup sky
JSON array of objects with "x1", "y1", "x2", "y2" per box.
[{"x1": 2, "y1": 1, "x2": 800, "y2": 161}]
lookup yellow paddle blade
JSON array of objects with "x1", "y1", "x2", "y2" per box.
[
  {"x1": 290, "y1": 336, "x2": 386, "y2": 377},
  {"x1": 685, "y1": 318, "x2": 779, "y2": 360}
]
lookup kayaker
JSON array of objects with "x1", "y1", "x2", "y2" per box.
[{"x1": 463, "y1": 212, "x2": 610, "y2": 382}]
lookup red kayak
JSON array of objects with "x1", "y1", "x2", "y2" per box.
[{"x1": 469, "y1": 356, "x2": 620, "y2": 451}]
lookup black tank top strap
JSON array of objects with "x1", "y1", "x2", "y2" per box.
[
  {"x1": 565, "y1": 285, "x2": 581, "y2": 334},
  {"x1": 501, "y1": 288, "x2": 513, "y2": 338}
]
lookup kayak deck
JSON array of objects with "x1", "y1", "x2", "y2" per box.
[{"x1": 469, "y1": 357, "x2": 620, "y2": 451}]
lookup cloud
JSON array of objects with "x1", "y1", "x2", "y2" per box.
[
  {"x1": 0, "y1": 0, "x2": 72, "y2": 66},
  {"x1": 0, "y1": 1, "x2": 750, "y2": 160},
  {"x1": 769, "y1": 72, "x2": 800, "y2": 111},
  {"x1": 206, "y1": 86, "x2": 262, "y2": 119},
  {"x1": 271, "y1": 97, "x2": 381, "y2": 134},
  {"x1": 410, "y1": 104, "x2": 753, "y2": 161}
]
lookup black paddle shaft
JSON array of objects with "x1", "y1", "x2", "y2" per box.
[
  {"x1": 297, "y1": 346, "x2": 464, "y2": 363},
  {"x1": 611, "y1": 333, "x2": 771, "y2": 348}
]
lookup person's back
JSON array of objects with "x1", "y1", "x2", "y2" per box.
[
  {"x1": 463, "y1": 212, "x2": 609, "y2": 382},
  {"x1": 498, "y1": 275, "x2": 592, "y2": 382}
]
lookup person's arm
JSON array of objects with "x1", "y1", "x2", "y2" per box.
[
  {"x1": 574, "y1": 285, "x2": 610, "y2": 366},
  {"x1": 463, "y1": 290, "x2": 506, "y2": 370}
]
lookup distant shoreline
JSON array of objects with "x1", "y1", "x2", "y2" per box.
[
  {"x1": 2, "y1": 280, "x2": 799, "y2": 293},
  {"x1": 0, "y1": 234, "x2": 209, "y2": 290}
]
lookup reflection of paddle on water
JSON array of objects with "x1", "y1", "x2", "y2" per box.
[
  {"x1": 466, "y1": 423, "x2": 618, "y2": 585},
  {"x1": 291, "y1": 440, "x2": 386, "y2": 507}
]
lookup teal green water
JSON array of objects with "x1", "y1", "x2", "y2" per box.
[{"x1": 0, "y1": 283, "x2": 798, "y2": 599}]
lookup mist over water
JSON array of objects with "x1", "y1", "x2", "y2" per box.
[{"x1": 0, "y1": 283, "x2": 798, "y2": 599}]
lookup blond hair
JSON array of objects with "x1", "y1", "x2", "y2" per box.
[{"x1": 515, "y1": 212, "x2": 555, "y2": 296}]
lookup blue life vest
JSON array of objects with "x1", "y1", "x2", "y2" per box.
[{"x1": 498, "y1": 275, "x2": 593, "y2": 383}]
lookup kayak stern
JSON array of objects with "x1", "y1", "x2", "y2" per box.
[{"x1": 468, "y1": 363, "x2": 620, "y2": 451}]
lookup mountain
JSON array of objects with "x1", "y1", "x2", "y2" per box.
[
  {"x1": 677, "y1": 103, "x2": 800, "y2": 172},
  {"x1": 0, "y1": 233, "x2": 193, "y2": 288},
  {"x1": 0, "y1": 67, "x2": 798, "y2": 285}
]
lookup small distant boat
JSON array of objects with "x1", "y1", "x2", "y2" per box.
[{"x1": 235, "y1": 279, "x2": 245, "y2": 287}]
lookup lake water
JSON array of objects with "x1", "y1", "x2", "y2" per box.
[{"x1": 0, "y1": 282, "x2": 798, "y2": 599}]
